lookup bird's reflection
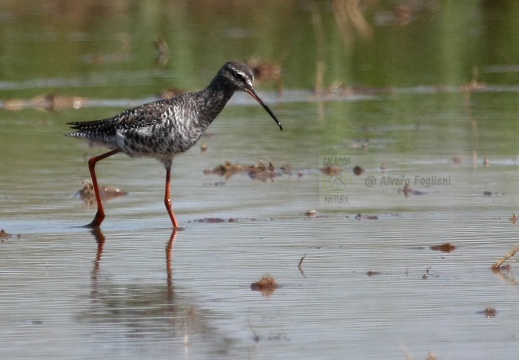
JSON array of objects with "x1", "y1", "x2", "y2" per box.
[
  {"x1": 90, "y1": 228, "x2": 177, "y2": 292},
  {"x1": 165, "y1": 230, "x2": 176, "y2": 297},
  {"x1": 81, "y1": 229, "x2": 219, "y2": 346},
  {"x1": 90, "y1": 227, "x2": 105, "y2": 274}
]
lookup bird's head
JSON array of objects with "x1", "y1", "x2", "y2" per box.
[{"x1": 218, "y1": 61, "x2": 283, "y2": 131}]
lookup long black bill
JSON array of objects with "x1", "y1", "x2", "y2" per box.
[{"x1": 246, "y1": 88, "x2": 283, "y2": 131}]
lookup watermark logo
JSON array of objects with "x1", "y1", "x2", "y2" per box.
[
  {"x1": 319, "y1": 155, "x2": 456, "y2": 206},
  {"x1": 319, "y1": 156, "x2": 351, "y2": 205},
  {"x1": 363, "y1": 175, "x2": 452, "y2": 188}
]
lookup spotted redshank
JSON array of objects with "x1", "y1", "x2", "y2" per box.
[{"x1": 67, "y1": 61, "x2": 282, "y2": 228}]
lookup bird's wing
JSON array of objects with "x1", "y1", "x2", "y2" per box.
[
  {"x1": 114, "y1": 99, "x2": 173, "y2": 129},
  {"x1": 67, "y1": 98, "x2": 175, "y2": 138}
]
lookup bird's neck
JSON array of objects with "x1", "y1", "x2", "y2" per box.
[{"x1": 196, "y1": 81, "x2": 236, "y2": 128}]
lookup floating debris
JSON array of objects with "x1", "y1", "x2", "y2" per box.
[
  {"x1": 320, "y1": 165, "x2": 342, "y2": 176},
  {"x1": 491, "y1": 245, "x2": 519, "y2": 272},
  {"x1": 203, "y1": 181, "x2": 226, "y2": 187},
  {"x1": 452, "y1": 156, "x2": 462, "y2": 165},
  {"x1": 350, "y1": 141, "x2": 369, "y2": 150},
  {"x1": 398, "y1": 184, "x2": 427, "y2": 197},
  {"x1": 422, "y1": 266, "x2": 439, "y2": 280},
  {"x1": 188, "y1": 217, "x2": 272, "y2": 223},
  {"x1": 250, "y1": 274, "x2": 279, "y2": 297},
  {"x1": 1, "y1": 229, "x2": 15, "y2": 242},
  {"x1": 76, "y1": 180, "x2": 128, "y2": 206},
  {"x1": 430, "y1": 243, "x2": 456, "y2": 253},
  {"x1": 0, "y1": 229, "x2": 19, "y2": 241},
  {"x1": 191, "y1": 217, "x2": 226, "y2": 223},
  {"x1": 204, "y1": 160, "x2": 291, "y2": 181},
  {"x1": 3, "y1": 94, "x2": 89, "y2": 111},
  {"x1": 353, "y1": 165, "x2": 364, "y2": 175},
  {"x1": 426, "y1": 352, "x2": 438, "y2": 360},
  {"x1": 200, "y1": 142, "x2": 208, "y2": 154},
  {"x1": 366, "y1": 271, "x2": 382, "y2": 276},
  {"x1": 315, "y1": 80, "x2": 397, "y2": 96},
  {"x1": 510, "y1": 213, "x2": 517, "y2": 224},
  {"x1": 483, "y1": 191, "x2": 504, "y2": 197},
  {"x1": 298, "y1": 253, "x2": 307, "y2": 274},
  {"x1": 493, "y1": 263, "x2": 511, "y2": 273},
  {"x1": 355, "y1": 214, "x2": 378, "y2": 220},
  {"x1": 477, "y1": 307, "x2": 497, "y2": 318},
  {"x1": 305, "y1": 210, "x2": 317, "y2": 218},
  {"x1": 248, "y1": 163, "x2": 277, "y2": 182}
]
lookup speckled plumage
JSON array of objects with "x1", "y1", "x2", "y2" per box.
[
  {"x1": 67, "y1": 61, "x2": 282, "y2": 229},
  {"x1": 68, "y1": 61, "x2": 282, "y2": 162}
]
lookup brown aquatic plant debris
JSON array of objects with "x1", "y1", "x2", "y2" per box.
[
  {"x1": 314, "y1": 81, "x2": 397, "y2": 97},
  {"x1": 76, "y1": 180, "x2": 128, "y2": 206},
  {"x1": 0, "y1": 229, "x2": 19, "y2": 241},
  {"x1": 248, "y1": 161, "x2": 277, "y2": 182},
  {"x1": 426, "y1": 352, "x2": 438, "y2": 360},
  {"x1": 298, "y1": 253, "x2": 307, "y2": 273},
  {"x1": 250, "y1": 274, "x2": 279, "y2": 297},
  {"x1": 350, "y1": 141, "x2": 369, "y2": 150},
  {"x1": 203, "y1": 181, "x2": 225, "y2": 187},
  {"x1": 452, "y1": 156, "x2": 462, "y2": 165},
  {"x1": 191, "y1": 217, "x2": 226, "y2": 223},
  {"x1": 321, "y1": 165, "x2": 342, "y2": 176},
  {"x1": 353, "y1": 165, "x2": 364, "y2": 176},
  {"x1": 1, "y1": 229, "x2": 12, "y2": 241},
  {"x1": 366, "y1": 271, "x2": 381, "y2": 276},
  {"x1": 479, "y1": 307, "x2": 497, "y2": 318},
  {"x1": 188, "y1": 217, "x2": 272, "y2": 224},
  {"x1": 200, "y1": 142, "x2": 208, "y2": 154},
  {"x1": 398, "y1": 184, "x2": 427, "y2": 197},
  {"x1": 355, "y1": 214, "x2": 378, "y2": 220},
  {"x1": 204, "y1": 160, "x2": 291, "y2": 182},
  {"x1": 3, "y1": 94, "x2": 89, "y2": 111},
  {"x1": 491, "y1": 245, "x2": 519, "y2": 272},
  {"x1": 483, "y1": 191, "x2": 503, "y2": 197},
  {"x1": 430, "y1": 243, "x2": 456, "y2": 253},
  {"x1": 305, "y1": 210, "x2": 317, "y2": 218},
  {"x1": 401, "y1": 346, "x2": 437, "y2": 360}
]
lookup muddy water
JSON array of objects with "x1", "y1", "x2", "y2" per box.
[{"x1": 2, "y1": 1, "x2": 519, "y2": 359}]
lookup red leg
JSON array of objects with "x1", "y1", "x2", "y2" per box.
[
  {"x1": 164, "y1": 164, "x2": 180, "y2": 229},
  {"x1": 86, "y1": 149, "x2": 120, "y2": 228}
]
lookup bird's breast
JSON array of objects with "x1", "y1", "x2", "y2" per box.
[{"x1": 116, "y1": 116, "x2": 204, "y2": 158}]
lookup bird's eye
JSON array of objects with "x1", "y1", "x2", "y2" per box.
[{"x1": 235, "y1": 72, "x2": 245, "y2": 82}]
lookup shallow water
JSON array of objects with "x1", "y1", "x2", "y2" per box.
[{"x1": 2, "y1": 1, "x2": 519, "y2": 359}]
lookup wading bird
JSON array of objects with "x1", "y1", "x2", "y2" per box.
[{"x1": 67, "y1": 61, "x2": 282, "y2": 228}]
